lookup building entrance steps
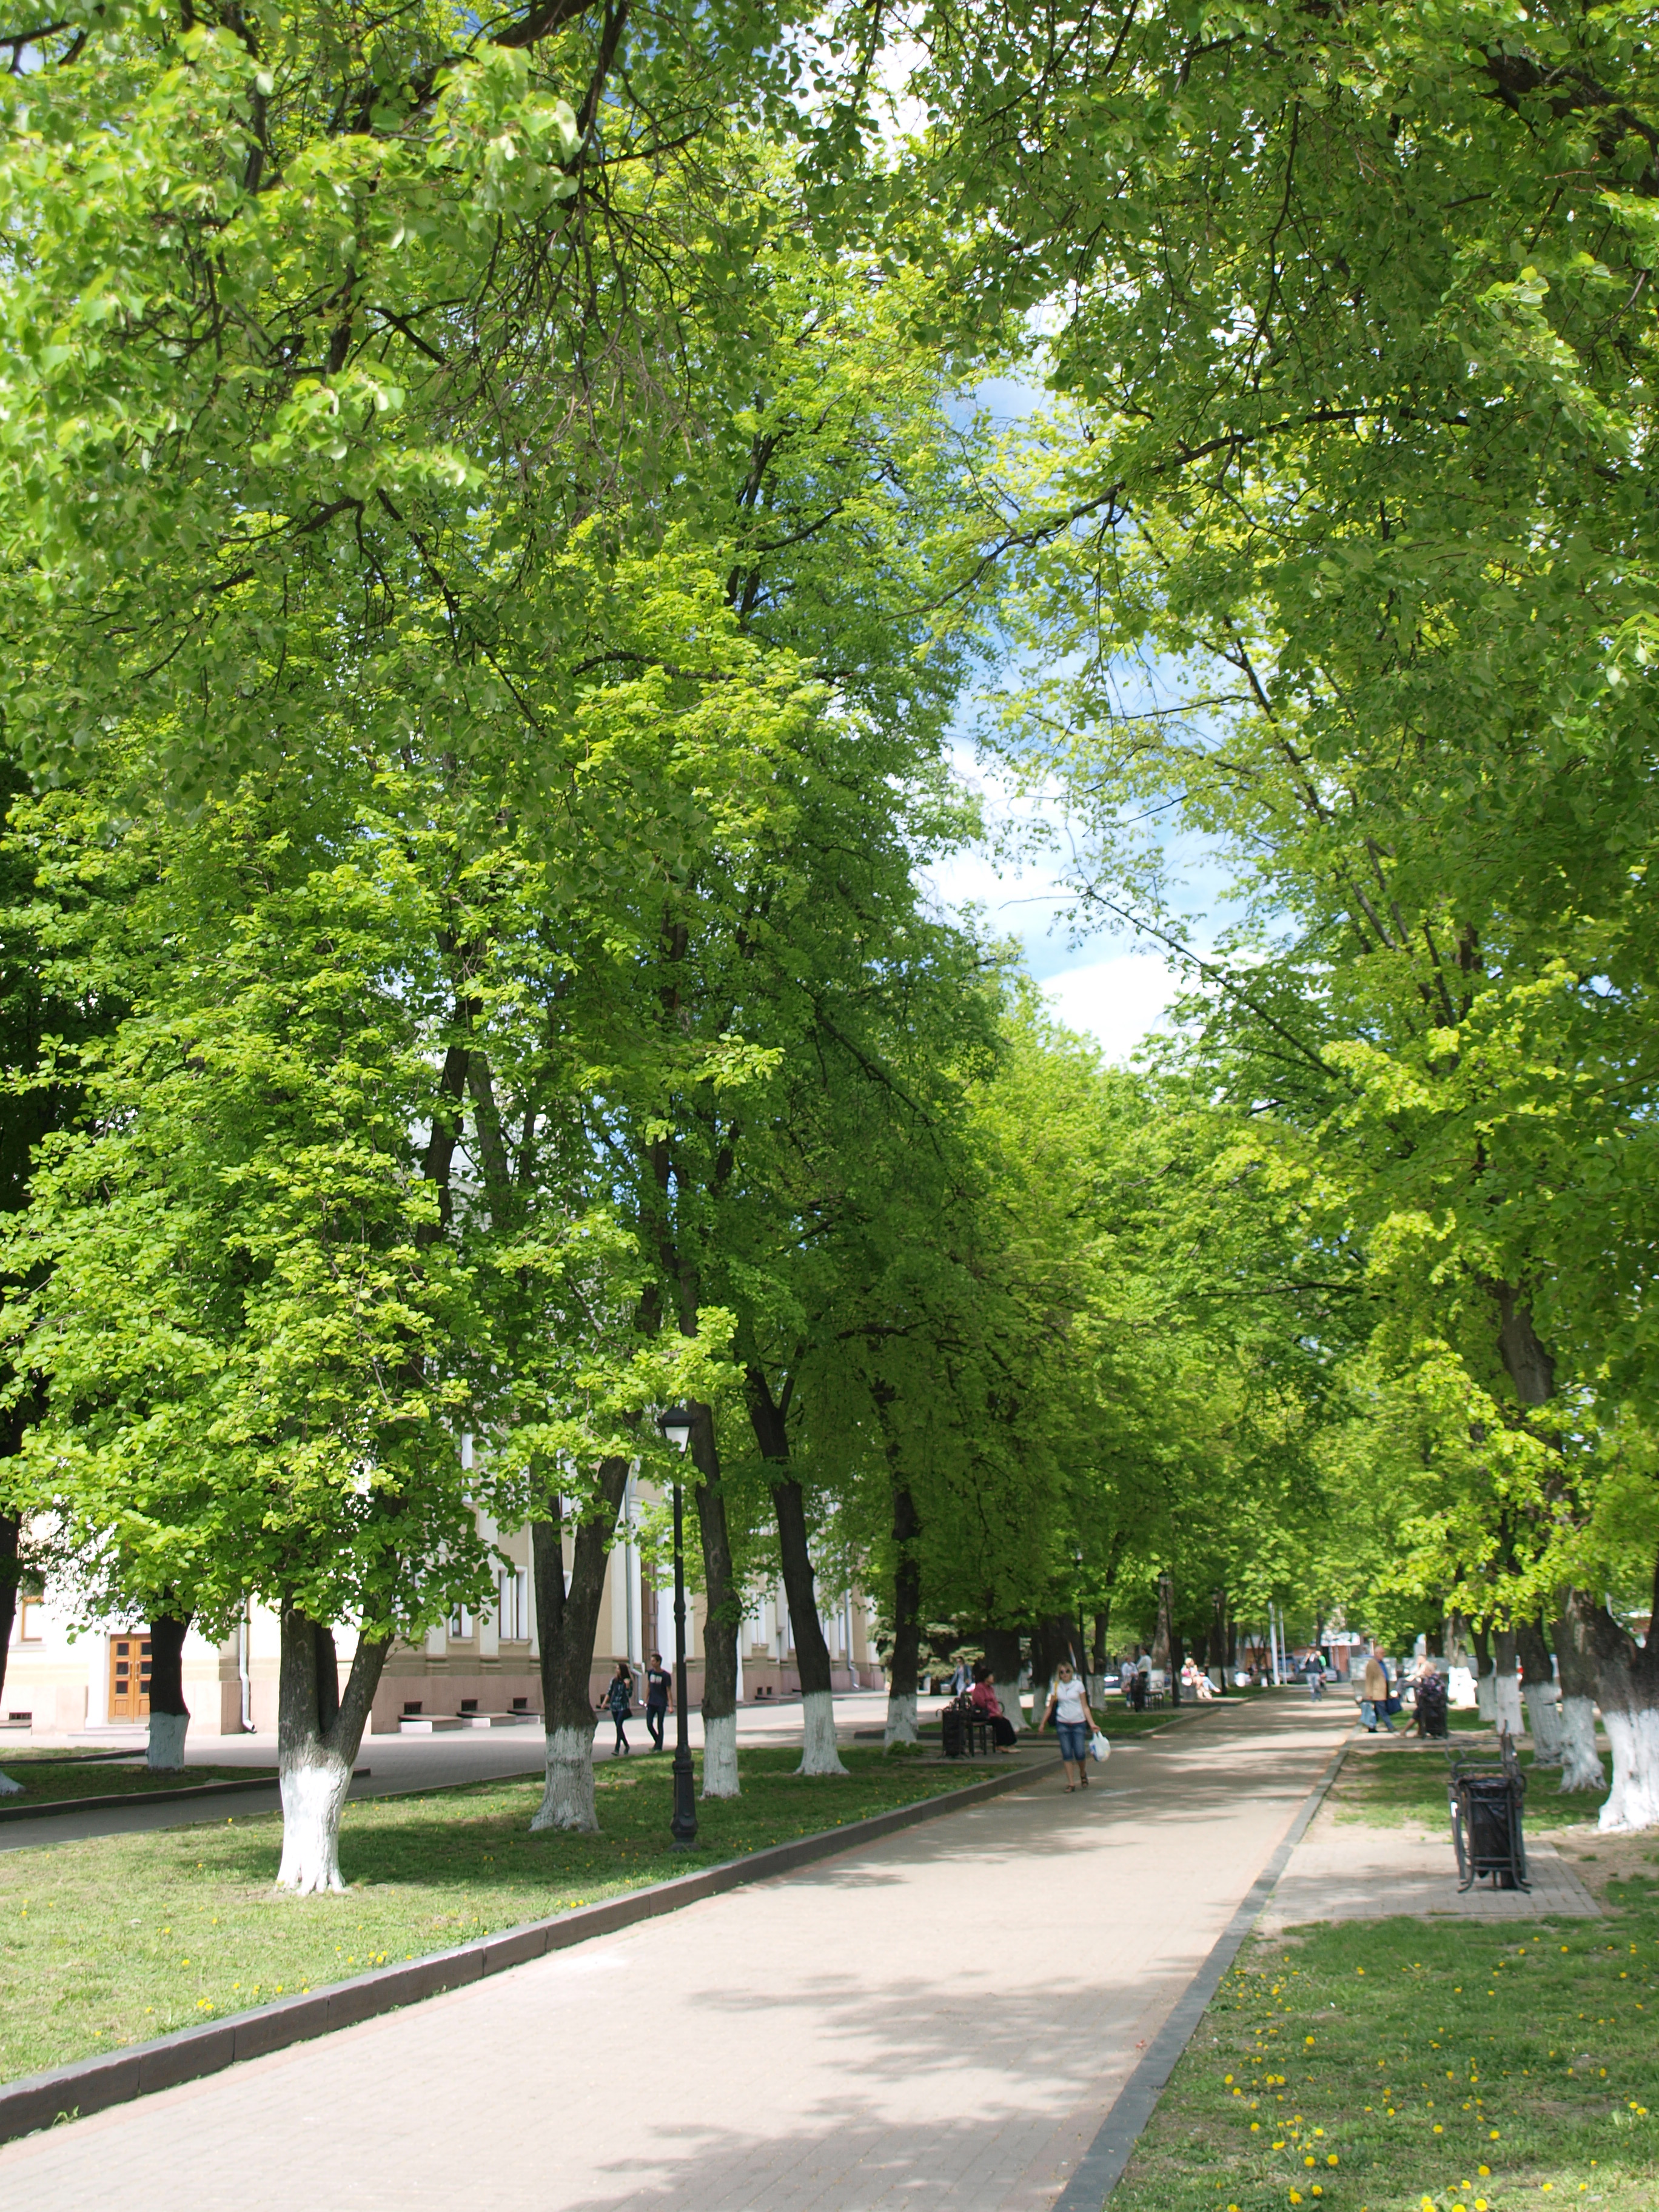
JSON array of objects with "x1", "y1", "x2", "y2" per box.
[{"x1": 0, "y1": 1694, "x2": 1349, "y2": 2212}]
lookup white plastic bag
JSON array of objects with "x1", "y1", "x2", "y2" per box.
[{"x1": 1089, "y1": 1729, "x2": 1110, "y2": 1762}]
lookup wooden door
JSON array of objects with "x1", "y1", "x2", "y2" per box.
[{"x1": 109, "y1": 1634, "x2": 151, "y2": 1721}]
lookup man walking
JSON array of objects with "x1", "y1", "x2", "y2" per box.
[
  {"x1": 1361, "y1": 1644, "x2": 1395, "y2": 1733},
  {"x1": 645, "y1": 1649, "x2": 671, "y2": 1752}
]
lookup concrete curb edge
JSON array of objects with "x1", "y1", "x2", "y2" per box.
[
  {"x1": 1053, "y1": 1739, "x2": 1349, "y2": 2211},
  {"x1": 0, "y1": 1751, "x2": 1051, "y2": 2147}
]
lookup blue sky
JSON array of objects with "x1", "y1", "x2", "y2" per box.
[{"x1": 918, "y1": 745, "x2": 1234, "y2": 1066}]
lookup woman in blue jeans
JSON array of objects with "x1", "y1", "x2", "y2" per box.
[{"x1": 1039, "y1": 1661, "x2": 1098, "y2": 1792}]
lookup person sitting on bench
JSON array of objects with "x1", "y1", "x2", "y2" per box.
[{"x1": 969, "y1": 1662, "x2": 1019, "y2": 1749}]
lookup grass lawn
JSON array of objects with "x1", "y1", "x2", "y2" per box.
[
  {"x1": 0, "y1": 1753, "x2": 277, "y2": 1805},
  {"x1": 1328, "y1": 1733, "x2": 1611, "y2": 1832},
  {"x1": 1111, "y1": 1735, "x2": 1659, "y2": 2212},
  {"x1": 0, "y1": 1743, "x2": 989, "y2": 2085}
]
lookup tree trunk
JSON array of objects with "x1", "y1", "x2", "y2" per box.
[
  {"x1": 748, "y1": 1367, "x2": 845, "y2": 1777},
  {"x1": 1589, "y1": 1561, "x2": 1659, "y2": 1834},
  {"x1": 984, "y1": 1623, "x2": 1024, "y2": 1734},
  {"x1": 275, "y1": 1609, "x2": 387, "y2": 1894},
  {"x1": 1493, "y1": 1623, "x2": 1524, "y2": 1740},
  {"x1": 1472, "y1": 1618, "x2": 1497, "y2": 1723},
  {"x1": 690, "y1": 1406, "x2": 741, "y2": 1798},
  {"x1": 1553, "y1": 1588, "x2": 1606, "y2": 1794},
  {"x1": 1212, "y1": 1589, "x2": 1232, "y2": 1674},
  {"x1": 1155, "y1": 1572, "x2": 1176, "y2": 1701},
  {"x1": 884, "y1": 1482, "x2": 922, "y2": 1748},
  {"x1": 0, "y1": 1510, "x2": 18, "y2": 1795},
  {"x1": 530, "y1": 1455, "x2": 629, "y2": 1834},
  {"x1": 1515, "y1": 1616, "x2": 1563, "y2": 1767},
  {"x1": 1494, "y1": 1282, "x2": 1556, "y2": 1404},
  {"x1": 1090, "y1": 1610, "x2": 1110, "y2": 1683},
  {"x1": 146, "y1": 1613, "x2": 192, "y2": 1771}
]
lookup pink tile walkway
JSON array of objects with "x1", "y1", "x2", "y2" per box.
[{"x1": 0, "y1": 1696, "x2": 1348, "y2": 2212}]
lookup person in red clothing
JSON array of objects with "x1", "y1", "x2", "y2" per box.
[{"x1": 969, "y1": 1661, "x2": 1019, "y2": 1750}]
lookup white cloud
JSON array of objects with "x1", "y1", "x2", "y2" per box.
[{"x1": 1041, "y1": 953, "x2": 1179, "y2": 1065}]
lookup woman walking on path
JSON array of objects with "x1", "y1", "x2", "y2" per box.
[
  {"x1": 1039, "y1": 1660, "x2": 1097, "y2": 1791},
  {"x1": 605, "y1": 1659, "x2": 635, "y2": 1755}
]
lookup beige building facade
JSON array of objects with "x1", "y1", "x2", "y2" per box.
[{"x1": 4, "y1": 1483, "x2": 882, "y2": 1740}]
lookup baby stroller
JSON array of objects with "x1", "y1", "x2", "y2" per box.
[{"x1": 1413, "y1": 1669, "x2": 1449, "y2": 1739}]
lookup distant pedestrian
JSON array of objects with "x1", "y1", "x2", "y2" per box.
[
  {"x1": 951, "y1": 1657, "x2": 973, "y2": 1696},
  {"x1": 1039, "y1": 1660, "x2": 1097, "y2": 1792},
  {"x1": 605, "y1": 1658, "x2": 635, "y2": 1754},
  {"x1": 1130, "y1": 1651, "x2": 1150, "y2": 1712},
  {"x1": 1361, "y1": 1646, "x2": 1394, "y2": 1734},
  {"x1": 1304, "y1": 1653, "x2": 1326, "y2": 1701},
  {"x1": 645, "y1": 1649, "x2": 671, "y2": 1751}
]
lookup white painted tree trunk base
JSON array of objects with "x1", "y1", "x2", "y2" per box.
[
  {"x1": 1523, "y1": 1683, "x2": 1564, "y2": 1766},
  {"x1": 1494, "y1": 1675, "x2": 1524, "y2": 1742},
  {"x1": 1559, "y1": 1695, "x2": 1605, "y2": 1794},
  {"x1": 275, "y1": 1756, "x2": 353, "y2": 1894},
  {"x1": 701, "y1": 1711, "x2": 740, "y2": 1798},
  {"x1": 994, "y1": 1678, "x2": 1024, "y2": 1734},
  {"x1": 797, "y1": 1687, "x2": 848, "y2": 1775},
  {"x1": 529, "y1": 1726, "x2": 598, "y2": 1833},
  {"x1": 148, "y1": 1710, "x2": 189, "y2": 1772},
  {"x1": 0, "y1": 1770, "x2": 19, "y2": 1796},
  {"x1": 883, "y1": 1689, "x2": 919, "y2": 1747},
  {"x1": 1599, "y1": 1706, "x2": 1659, "y2": 1834},
  {"x1": 1476, "y1": 1670, "x2": 1498, "y2": 1724}
]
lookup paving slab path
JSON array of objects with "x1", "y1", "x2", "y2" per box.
[
  {"x1": 1259, "y1": 1801, "x2": 1601, "y2": 1931},
  {"x1": 0, "y1": 1694, "x2": 1347, "y2": 2212}
]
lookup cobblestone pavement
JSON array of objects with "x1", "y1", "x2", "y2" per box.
[{"x1": 0, "y1": 1695, "x2": 1346, "y2": 2212}]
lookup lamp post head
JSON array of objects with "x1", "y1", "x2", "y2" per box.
[{"x1": 657, "y1": 1404, "x2": 695, "y2": 1453}]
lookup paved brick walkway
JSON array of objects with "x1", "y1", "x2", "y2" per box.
[
  {"x1": 1260, "y1": 1807, "x2": 1601, "y2": 1931},
  {"x1": 0, "y1": 1695, "x2": 1347, "y2": 2212}
]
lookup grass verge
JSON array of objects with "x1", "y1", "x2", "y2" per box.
[
  {"x1": 1109, "y1": 1845, "x2": 1659, "y2": 2211},
  {"x1": 0, "y1": 1754, "x2": 276, "y2": 1806},
  {"x1": 1329, "y1": 1735, "x2": 1610, "y2": 1832},
  {"x1": 0, "y1": 1744, "x2": 987, "y2": 2085}
]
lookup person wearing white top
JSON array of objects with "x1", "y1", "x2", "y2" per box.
[{"x1": 1038, "y1": 1661, "x2": 1098, "y2": 1792}]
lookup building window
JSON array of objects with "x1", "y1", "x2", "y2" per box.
[
  {"x1": 17, "y1": 1597, "x2": 44, "y2": 1643},
  {"x1": 498, "y1": 1569, "x2": 528, "y2": 1641},
  {"x1": 449, "y1": 1605, "x2": 473, "y2": 1640}
]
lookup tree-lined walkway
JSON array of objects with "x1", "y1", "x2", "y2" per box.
[{"x1": 1, "y1": 1696, "x2": 1347, "y2": 2212}]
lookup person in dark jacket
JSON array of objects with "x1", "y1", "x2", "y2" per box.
[
  {"x1": 645, "y1": 1651, "x2": 671, "y2": 1751},
  {"x1": 604, "y1": 1659, "x2": 635, "y2": 1755}
]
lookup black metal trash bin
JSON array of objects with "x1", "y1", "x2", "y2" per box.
[{"x1": 1449, "y1": 1737, "x2": 1529, "y2": 1891}]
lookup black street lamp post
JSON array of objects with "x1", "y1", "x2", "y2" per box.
[{"x1": 657, "y1": 1406, "x2": 699, "y2": 1849}]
